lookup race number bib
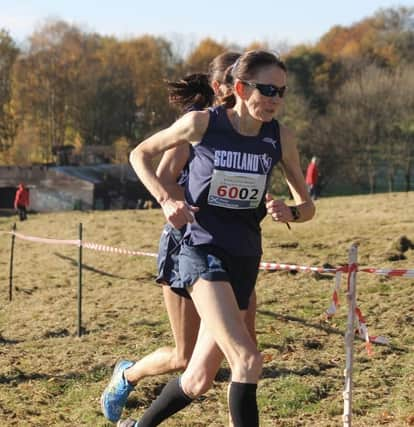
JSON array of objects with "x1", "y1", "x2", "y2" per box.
[{"x1": 207, "y1": 170, "x2": 266, "y2": 209}]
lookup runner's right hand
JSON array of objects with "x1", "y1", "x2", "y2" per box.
[{"x1": 160, "y1": 198, "x2": 199, "y2": 228}]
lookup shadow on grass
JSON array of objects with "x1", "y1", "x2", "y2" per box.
[
  {"x1": 0, "y1": 363, "x2": 110, "y2": 385},
  {"x1": 258, "y1": 308, "x2": 344, "y2": 336},
  {"x1": 213, "y1": 363, "x2": 336, "y2": 384},
  {"x1": 0, "y1": 361, "x2": 328, "y2": 389},
  {"x1": 54, "y1": 252, "x2": 127, "y2": 280},
  {"x1": 257, "y1": 307, "x2": 408, "y2": 354},
  {"x1": 125, "y1": 382, "x2": 168, "y2": 409},
  {"x1": 0, "y1": 209, "x2": 19, "y2": 218},
  {"x1": 0, "y1": 335, "x2": 22, "y2": 345}
]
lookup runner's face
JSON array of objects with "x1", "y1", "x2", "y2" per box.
[{"x1": 243, "y1": 65, "x2": 286, "y2": 122}]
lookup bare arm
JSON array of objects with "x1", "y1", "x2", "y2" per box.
[
  {"x1": 266, "y1": 126, "x2": 315, "y2": 223},
  {"x1": 156, "y1": 144, "x2": 190, "y2": 201},
  {"x1": 130, "y1": 110, "x2": 208, "y2": 227}
]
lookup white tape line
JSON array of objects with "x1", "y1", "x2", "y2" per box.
[
  {"x1": 4, "y1": 230, "x2": 414, "y2": 277},
  {"x1": 82, "y1": 241, "x2": 157, "y2": 258},
  {"x1": 12, "y1": 231, "x2": 80, "y2": 246},
  {"x1": 360, "y1": 268, "x2": 414, "y2": 278},
  {"x1": 259, "y1": 262, "x2": 337, "y2": 274},
  {"x1": 326, "y1": 271, "x2": 342, "y2": 317}
]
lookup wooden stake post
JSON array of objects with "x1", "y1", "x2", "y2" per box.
[{"x1": 343, "y1": 243, "x2": 358, "y2": 427}]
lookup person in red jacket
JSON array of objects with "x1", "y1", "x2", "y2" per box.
[
  {"x1": 305, "y1": 156, "x2": 319, "y2": 200},
  {"x1": 14, "y1": 183, "x2": 30, "y2": 221}
]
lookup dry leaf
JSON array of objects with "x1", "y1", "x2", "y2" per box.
[{"x1": 262, "y1": 353, "x2": 274, "y2": 363}]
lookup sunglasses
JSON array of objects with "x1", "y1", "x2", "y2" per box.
[{"x1": 241, "y1": 81, "x2": 287, "y2": 98}]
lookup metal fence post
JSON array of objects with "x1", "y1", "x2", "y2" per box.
[
  {"x1": 8, "y1": 223, "x2": 16, "y2": 302},
  {"x1": 77, "y1": 223, "x2": 83, "y2": 337}
]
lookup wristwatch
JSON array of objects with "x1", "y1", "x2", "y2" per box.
[{"x1": 289, "y1": 206, "x2": 300, "y2": 221}]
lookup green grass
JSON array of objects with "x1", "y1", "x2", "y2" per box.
[{"x1": 1, "y1": 192, "x2": 414, "y2": 426}]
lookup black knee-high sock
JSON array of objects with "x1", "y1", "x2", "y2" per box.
[
  {"x1": 229, "y1": 381, "x2": 259, "y2": 427},
  {"x1": 138, "y1": 377, "x2": 193, "y2": 427}
]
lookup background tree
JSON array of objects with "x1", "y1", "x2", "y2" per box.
[
  {"x1": 398, "y1": 122, "x2": 414, "y2": 192},
  {"x1": 0, "y1": 29, "x2": 19, "y2": 161},
  {"x1": 72, "y1": 34, "x2": 138, "y2": 148},
  {"x1": 0, "y1": 7, "x2": 412, "y2": 195},
  {"x1": 185, "y1": 38, "x2": 226, "y2": 72},
  {"x1": 305, "y1": 64, "x2": 413, "y2": 193},
  {"x1": 125, "y1": 35, "x2": 177, "y2": 139},
  {"x1": 285, "y1": 46, "x2": 342, "y2": 113},
  {"x1": 12, "y1": 20, "x2": 85, "y2": 163}
]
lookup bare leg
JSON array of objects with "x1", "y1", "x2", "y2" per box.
[
  {"x1": 180, "y1": 321, "x2": 225, "y2": 396},
  {"x1": 228, "y1": 291, "x2": 256, "y2": 427},
  {"x1": 245, "y1": 290, "x2": 257, "y2": 345},
  {"x1": 125, "y1": 286, "x2": 200, "y2": 384},
  {"x1": 182, "y1": 280, "x2": 261, "y2": 427},
  {"x1": 181, "y1": 316, "x2": 252, "y2": 427},
  {"x1": 186, "y1": 279, "x2": 262, "y2": 385},
  {"x1": 187, "y1": 280, "x2": 261, "y2": 427},
  {"x1": 132, "y1": 281, "x2": 261, "y2": 427},
  {"x1": 172, "y1": 290, "x2": 256, "y2": 427}
]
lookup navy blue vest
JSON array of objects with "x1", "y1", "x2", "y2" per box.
[
  {"x1": 176, "y1": 147, "x2": 194, "y2": 187},
  {"x1": 176, "y1": 105, "x2": 199, "y2": 187},
  {"x1": 184, "y1": 105, "x2": 282, "y2": 256}
]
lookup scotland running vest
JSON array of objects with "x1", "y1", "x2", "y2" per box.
[
  {"x1": 184, "y1": 105, "x2": 282, "y2": 256},
  {"x1": 177, "y1": 105, "x2": 198, "y2": 187}
]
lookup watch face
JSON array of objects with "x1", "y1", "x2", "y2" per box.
[{"x1": 290, "y1": 206, "x2": 300, "y2": 220}]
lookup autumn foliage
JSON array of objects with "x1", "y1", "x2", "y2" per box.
[{"x1": 0, "y1": 7, "x2": 413, "y2": 193}]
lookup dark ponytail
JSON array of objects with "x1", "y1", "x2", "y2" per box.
[{"x1": 167, "y1": 73, "x2": 215, "y2": 112}]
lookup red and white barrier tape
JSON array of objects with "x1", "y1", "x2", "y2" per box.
[
  {"x1": 326, "y1": 265, "x2": 389, "y2": 355},
  {"x1": 326, "y1": 271, "x2": 342, "y2": 317},
  {"x1": 338, "y1": 264, "x2": 414, "y2": 277},
  {"x1": 4, "y1": 230, "x2": 414, "y2": 278},
  {"x1": 259, "y1": 262, "x2": 337, "y2": 273},
  {"x1": 359, "y1": 267, "x2": 414, "y2": 278},
  {"x1": 11, "y1": 231, "x2": 81, "y2": 246},
  {"x1": 82, "y1": 241, "x2": 157, "y2": 258},
  {"x1": 3, "y1": 231, "x2": 156, "y2": 257},
  {"x1": 4, "y1": 229, "x2": 400, "y2": 352},
  {"x1": 354, "y1": 307, "x2": 389, "y2": 355}
]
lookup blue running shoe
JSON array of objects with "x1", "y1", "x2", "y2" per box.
[
  {"x1": 117, "y1": 418, "x2": 139, "y2": 427},
  {"x1": 101, "y1": 360, "x2": 135, "y2": 422}
]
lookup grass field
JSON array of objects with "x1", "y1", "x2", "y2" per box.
[{"x1": 1, "y1": 192, "x2": 413, "y2": 426}]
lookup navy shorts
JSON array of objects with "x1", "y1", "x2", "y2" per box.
[
  {"x1": 156, "y1": 224, "x2": 190, "y2": 299},
  {"x1": 177, "y1": 243, "x2": 261, "y2": 310}
]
